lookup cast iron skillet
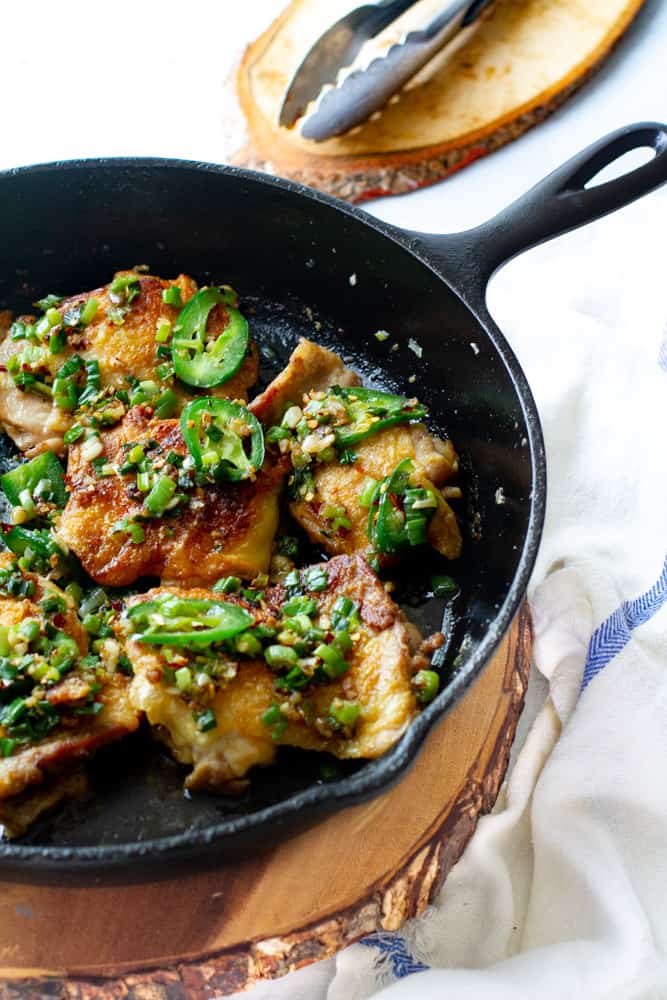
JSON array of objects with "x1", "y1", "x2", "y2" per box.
[{"x1": 0, "y1": 122, "x2": 665, "y2": 879}]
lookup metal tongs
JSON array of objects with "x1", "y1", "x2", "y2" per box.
[{"x1": 279, "y1": 0, "x2": 495, "y2": 141}]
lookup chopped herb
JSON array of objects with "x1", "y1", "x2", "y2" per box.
[
  {"x1": 195, "y1": 707, "x2": 217, "y2": 732},
  {"x1": 412, "y1": 669, "x2": 440, "y2": 704},
  {"x1": 34, "y1": 293, "x2": 62, "y2": 311},
  {"x1": 431, "y1": 574, "x2": 458, "y2": 598},
  {"x1": 261, "y1": 703, "x2": 287, "y2": 741},
  {"x1": 328, "y1": 698, "x2": 360, "y2": 729},
  {"x1": 162, "y1": 285, "x2": 182, "y2": 307},
  {"x1": 212, "y1": 576, "x2": 241, "y2": 594},
  {"x1": 303, "y1": 566, "x2": 328, "y2": 592},
  {"x1": 63, "y1": 424, "x2": 85, "y2": 444}
]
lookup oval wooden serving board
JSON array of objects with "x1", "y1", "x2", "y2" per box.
[
  {"x1": 235, "y1": 0, "x2": 648, "y2": 202},
  {"x1": 0, "y1": 605, "x2": 531, "y2": 999}
]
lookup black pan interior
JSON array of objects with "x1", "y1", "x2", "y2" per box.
[{"x1": 0, "y1": 161, "x2": 536, "y2": 859}]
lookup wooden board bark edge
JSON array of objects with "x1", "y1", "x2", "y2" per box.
[
  {"x1": 234, "y1": 1, "x2": 647, "y2": 202},
  {"x1": 0, "y1": 605, "x2": 531, "y2": 1000}
]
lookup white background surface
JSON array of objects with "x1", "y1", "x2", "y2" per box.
[
  {"x1": 1, "y1": 0, "x2": 666, "y2": 231},
  {"x1": 3, "y1": 4, "x2": 667, "y2": 999},
  {"x1": 2, "y1": 0, "x2": 666, "y2": 354}
]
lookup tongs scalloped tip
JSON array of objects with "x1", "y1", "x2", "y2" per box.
[{"x1": 280, "y1": 0, "x2": 495, "y2": 142}]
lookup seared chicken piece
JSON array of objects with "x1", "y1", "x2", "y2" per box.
[
  {"x1": 0, "y1": 554, "x2": 140, "y2": 837},
  {"x1": 250, "y1": 337, "x2": 360, "y2": 426},
  {"x1": 0, "y1": 272, "x2": 259, "y2": 456},
  {"x1": 0, "y1": 771, "x2": 88, "y2": 840},
  {"x1": 126, "y1": 555, "x2": 433, "y2": 792},
  {"x1": 291, "y1": 424, "x2": 462, "y2": 560},
  {"x1": 252, "y1": 338, "x2": 462, "y2": 561},
  {"x1": 58, "y1": 406, "x2": 287, "y2": 587}
]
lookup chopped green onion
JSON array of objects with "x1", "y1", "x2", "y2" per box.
[
  {"x1": 154, "y1": 388, "x2": 178, "y2": 419},
  {"x1": 413, "y1": 669, "x2": 440, "y2": 704},
  {"x1": 212, "y1": 576, "x2": 241, "y2": 594},
  {"x1": 63, "y1": 424, "x2": 85, "y2": 444},
  {"x1": 303, "y1": 566, "x2": 328, "y2": 592},
  {"x1": 49, "y1": 327, "x2": 67, "y2": 354},
  {"x1": 144, "y1": 475, "x2": 177, "y2": 516},
  {"x1": 431, "y1": 575, "x2": 458, "y2": 598},
  {"x1": 91, "y1": 457, "x2": 114, "y2": 478},
  {"x1": 45, "y1": 307, "x2": 62, "y2": 328},
  {"x1": 65, "y1": 582, "x2": 83, "y2": 605},
  {"x1": 234, "y1": 632, "x2": 262, "y2": 657},
  {"x1": 117, "y1": 655, "x2": 133, "y2": 676},
  {"x1": 78, "y1": 587, "x2": 107, "y2": 616},
  {"x1": 261, "y1": 703, "x2": 287, "y2": 741},
  {"x1": 195, "y1": 707, "x2": 216, "y2": 732},
  {"x1": 0, "y1": 736, "x2": 18, "y2": 757},
  {"x1": 358, "y1": 477, "x2": 379, "y2": 507},
  {"x1": 112, "y1": 518, "x2": 145, "y2": 544},
  {"x1": 10, "y1": 321, "x2": 29, "y2": 341},
  {"x1": 315, "y1": 642, "x2": 348, "y2": 678},
  {"x1": 155, "y1": 321, "x2": 172, "y2": 343},
  {"x1": 283, "y1": 595, "x2": 318, "y2": 617},
  {"x1": 82, "y1": 613, "x2": 102, "y2": 636},
  {"x1": 155, "y1": 361, "x2": 174, "y2": 380},
  {"x1": 266, "y1": 426, "x2": 290, "y2": 444},
  {"x1": 34, "y1": 293, "x2": 62, "y2": 311},
  {"x1": 80, "y1": 297, "x2": 99, "y2": 325},
  {"x1": 130, "y1": 380, "x2": 159, "y2": 407},
  {"x1": 175, "y1": 666, "x2": 192, "y2": 691},
  {"x1": 264, "y1": 645, "x2": 299, "y2": 670},
  {"x1": 18, "y1": 618, "x2": 40, "y2": 643},
  {"x1": 328, "y1": 698, "x2": 360, "y2": 729},
  {"x1": 110, "y1": 274, "x2": 141, "y2": 302},
  {"x1": 162, "y1": 285, "x2": 182, "y2": 307}
]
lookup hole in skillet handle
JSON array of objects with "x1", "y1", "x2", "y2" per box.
[
  {"x1": 413, "y1": 122, "x2": 667, "y2": 300},
  {"x1": 584, "y1": 146, "x2": 656, "y2": 189},
  {"x1": 479, "y1": 121, "x2": 667, "y2": 280}
]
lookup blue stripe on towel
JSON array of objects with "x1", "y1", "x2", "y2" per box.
[
  {"x1": 582, "y1": 554, "x2": 667, "y2": 688},
  {"x1": 659, "y1": 330, "x2": 667, "y2": 372},
  {"x1": 361, "y1": 932, "x2": 430, "y2": 978}
]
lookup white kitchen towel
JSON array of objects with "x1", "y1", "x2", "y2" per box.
[{"x1": 231, "y1": 172, "x2": 667, "y2": 1000}]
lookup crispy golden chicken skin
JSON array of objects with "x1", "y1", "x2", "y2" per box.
[
  {"x1": 0, "y1": 554, "x2": 140, "y2": 836},
  {"x1": 251, "y1": 338, "x2": 462, "y2": 561},
  {"x1": 125, "y1": 555, "x2": 433, "y2": 793},
  {"x1": 58, "y1": 406, "x2": 288, "y2": 587},
  {"x1": 249, "y1": 337, "x2": 360, "y2": 426},
  {"x1": 0, "y1": 272, "x2": 259, "y2": 456}
]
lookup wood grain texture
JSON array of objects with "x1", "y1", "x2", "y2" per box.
[
  {"x1": 0, "y1": 605, "x2": 531, "y2": 999},
  {"x1": 234, "y1": 0, "x2": 647, "y2": 202}
]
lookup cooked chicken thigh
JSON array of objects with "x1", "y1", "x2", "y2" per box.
[
  {"x1": 58, "y1": 406, "x2": 287, "y2": 587},
  {"x1": 0, "y1": 554, "x2": 140, "y2": 836},
  {"x1": 0, "y1": 272, "x2": 258, "y2": 456},
  {"x1": 125, "y1": 555, "x2": 432, "y2": 792},
  {"x1": 252, "y1": 338, "x2": 462, "y2": 561}
]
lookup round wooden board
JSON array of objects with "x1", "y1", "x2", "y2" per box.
[
  {"x1": 0, "y1": 605, "x2": 531, "y2": 999},
  {"x1": 234, "y1": 0, "x2": 648, "y2": 202}
]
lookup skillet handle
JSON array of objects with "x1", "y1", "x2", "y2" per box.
[{"x1": 414, "y1": 122, "x2": 667, "y2": 305}]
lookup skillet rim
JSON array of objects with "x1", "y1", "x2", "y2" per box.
[{"x1": 0, "y1": 156, "x2": 546, "y2": 868}]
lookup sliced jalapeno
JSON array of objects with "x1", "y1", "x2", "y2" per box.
[
  {"x1": 327, "y1": 387, "x2": 427, "y2": 449},
  {"x1": 127, "y1": 594, "x2": 253, "y2": 648},
  {"x1": 367, "y1": 459, "x2": 438, "y2": 556},
  {"x1": 1, "y1": 452, "x2": 67, "y2": 510},
  {"x1": 1, "y1": 525, "x2": 72, "y2": 578},
  {"x1": 171, "y1": 286, "x2": 249, "y2": 388},
  {"x1": 180, "y1": 397, "x2": 264, "y2": 482}
]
